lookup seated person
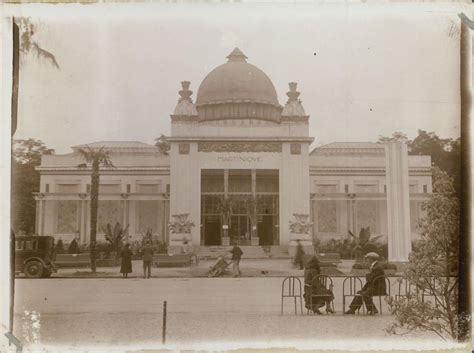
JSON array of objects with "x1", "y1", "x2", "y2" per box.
[
  {"x1": 345, "y1": 252, "x2": 386, "y2": 315},
  {"x1": 304, "y1": 256, "x2": 335, "y2": 314}
]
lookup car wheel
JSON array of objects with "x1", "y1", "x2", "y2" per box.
[{"x1": 24, "y1": 261, "x2": 44, "y2": 278}]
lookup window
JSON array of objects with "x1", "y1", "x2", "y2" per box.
[
  {"x1": 86, "y1": 184, "x2": 91, "y2": 193},
  {"x1": 97, "y1": 201, "x2": 124, "y2": 232},
  {"x1": 15, "y1": 240, "x2": 24, "y2": 250},
  {"x1": 201, "y1": 170, "x2": 224, "y2": 193},
  {"x1": 344, "y1": 184, "x2": 349, "y2": 193},
  {"x1": 423, "y1": 185, "x2": 428, "y2": 193},
  {"x1": 56, "y1": 200, "x2": 79, "y2": 234},
  {"x1": 166, "y1": 184, "x2": 170, "y2": 194},
  {"x1": 126, "y1": 184, "x2": 131, "y2": 193},
  {"x1": 45, "y1": 184, "x2": 50, "y2": 193},
  {"x1": 228, "y1": 170, "x2": 251, "y2": 193},
  {"x1": 256, "y1": 170, "x2": 278, "y2": 193},
  {"x1": 316, "y1": 201, "x2": 337, "y2": 233},
  {"x1": 25, "y1": 240, "x2": 37, "y2": 251}
]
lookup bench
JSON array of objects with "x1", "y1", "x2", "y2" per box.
[
  {"x1": 304, "y1": 253, "x2": 341, "y2": 267},
  {"x1": 54, "y1": 253, "x2": 91, "y2": 268},
  {"x1": 153, "y1": 254, "x2": 192, "y2": 268}
]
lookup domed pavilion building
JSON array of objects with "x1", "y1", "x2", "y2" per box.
[{"x1": 35, "y1": 48, "x2": 432, "y2": 261}]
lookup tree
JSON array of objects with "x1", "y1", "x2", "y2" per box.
[
  {"x1": 77, "y1": 146, "x2": 113, "y2": 273},
  {"x1": 11, "y1": 139, "x2": 54, "y2": 234},
  {"x1": 377, "y1": 131, "x2": 408, "y2": 143},
  {"x1": 387, "y1": 167, "x2": 462, "y2": 340},
  {"x1": 378, "y1": 130, "x2": 461, "y2": 194},
  {"x1": 154, "y1": 134, "x2": 170, "y2": 155},
  {"x1": 17, "y1": 17, "x2": 59, "y2": 69}
]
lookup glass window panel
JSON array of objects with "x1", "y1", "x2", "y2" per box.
[
  {"x1": 56, "y1": 200, "x2": 79, "y2": 234},
  {"x1": 97, "y1": 201, "x2": 124, "y2": 232},
  {"x1": 137, "y1": 200, "x2": 159, "y2": 234},
  {"x1": 201, "y1": 170, "x2": 224, "y2": 192},
  {"x1": 228, "y1": 169, "x2": 251, "y2": 192},
  {"x1": 256, "y1": 170, "x2": 278, "y2": 193},
  {"x1": 202, "y1": 195, "x2": 224, "y2": 214},
  {"x1": 256, "y1": 195, "x2": 276, "y2": 214},
  {"x1": 356, "y1": 200, "x2": 377, "y2": 233},
  {"x1": 409, "y1": 184, "x2": 418, "y2": 193},
  {"x1": 317, "y1": 200, "x2": 337, "y2": 233},
  {"x1": 25, "y1": 240, "x2": 36, "y2": 251},
  {"x1": 15, "y1": 240, "x2": 24, "y2": 250}
]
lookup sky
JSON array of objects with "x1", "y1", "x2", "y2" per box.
[{"x1": 12, "y1": 3, "x2": 466, "y2": 154}]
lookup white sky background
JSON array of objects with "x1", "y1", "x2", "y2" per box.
[{"x1": 11, "y1": 3, "x2": 465, "y2": 154}]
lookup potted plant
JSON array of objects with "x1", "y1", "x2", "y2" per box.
[
  {"x1": 245, "y1": 196, "x2": 259, "y2": 245},
  {"x1": 216, "y1": 198, "x2": 232, "y2": 246}
]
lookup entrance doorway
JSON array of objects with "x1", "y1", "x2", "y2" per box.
[
  {"x1": 203, "y1": 215, "x2": 221, "y2": 245},
  {"x1": 258, "y1": 215, "x2": 274, "y2": 245},
  {"x1": 201, "y1": 169, "x2": 279, "y2": 246}
]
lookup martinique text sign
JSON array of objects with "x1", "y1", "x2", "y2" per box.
[{"x1": 217, "y1": 156, "x2": 263, "y2": 163}]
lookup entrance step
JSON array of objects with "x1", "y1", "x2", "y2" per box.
[{"x1": 269, "y1": 246, "x2": 291, "y2": 259}]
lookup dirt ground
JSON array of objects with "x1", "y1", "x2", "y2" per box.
[{"x1": 7, "y1": 277, "x2": 465, "y2": 352}]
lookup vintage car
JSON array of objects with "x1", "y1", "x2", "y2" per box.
[{"x1": 15, "y1": 235, "x2": 57, "y2": 278}]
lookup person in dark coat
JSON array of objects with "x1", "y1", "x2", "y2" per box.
[
  {"x1": 120, "y1": 243, "x2": 133, "y2": 278},
  {"x1": 142, "y1": 241, "x2": 154, "y2": 279},
  {"x1": 304, "y1": 256, "x2": 335, "y2": 314},
  {"x1": 294, "y1": 240, "x2": 305, "y2": 270},
  {"x1": 345, "y1": 252, "x2": 386, "y2": 315},
  {"x1": 230, "y1": 244, "x2": 243, "y2": 277},
  {"x1": 67, "y1": 237, "x2": 80, "y2": 254}
]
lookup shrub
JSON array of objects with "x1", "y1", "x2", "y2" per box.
[
  {"x1": 351, "y1": 261, "x2": 397, "y2": 271},
  {"x1": 55, "y1": 238, "x2": 65, "y2": 254}
]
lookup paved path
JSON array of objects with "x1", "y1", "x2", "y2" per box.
[{"x1": 9, "y1": 277, "x2": 457, "y2": 351}]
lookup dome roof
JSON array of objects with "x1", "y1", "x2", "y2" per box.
[{"x1": 196, "y1": 48, "x2": 280, "y2": 107}]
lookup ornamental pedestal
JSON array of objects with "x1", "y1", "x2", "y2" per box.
[
  {"x1": 168, "y1": 213, "x2": 195, "y2": 255},
  {"x1": 288, "y1": 233, "x2": 313, "y2": 258},
  {"x1": 168, "y1": 234, "x2": 191, "y2": 254}
]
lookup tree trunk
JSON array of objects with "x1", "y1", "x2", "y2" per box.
[{"x1": 90, "y1": 159, "x2": 100, "y2": 273}]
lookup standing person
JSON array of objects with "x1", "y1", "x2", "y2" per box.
[
  {"x1": 230, "y1": 243, "x2": 243, "y2": 277},
  {"x1": 294, "y1": 240, "x2": 305, "y2": 270},
  {"x1": 142, "y1": 241, "x2": 154, "y2": 279},
  {"x1": 68, "y1": 235, "x2": 80, "y2": 254},
  {"x1": 120, "y1": 243, "x2": 133, "y2": 278},
  {"x1": 344, "y1": 252, "x2": 386, "y2": 315}
]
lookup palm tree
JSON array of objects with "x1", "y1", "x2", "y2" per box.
[{"x1": 78, "y1": 146, "x2": 113, "y2": 273}]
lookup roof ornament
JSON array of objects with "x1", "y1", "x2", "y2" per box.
[
  {"x1": 226, "y1": 47, "x2": 248, "y2": 62},
  {"x1": 173, "y1": 81, "x2": 198, "y2": 116},
  {"x1": 281, "y1": 82, "x2": 306, "y2": 117}
]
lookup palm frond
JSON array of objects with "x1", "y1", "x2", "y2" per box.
[{"x1": 32, "y1": 43, "x2": 60, "y2": 69}]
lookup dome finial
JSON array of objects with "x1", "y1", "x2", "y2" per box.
[
  {"x1": 173, "y1": 81, "x2": 198, "y2": 116},
  {"x1": 226, "y1": 47, "x2": 248, "y2": 62}
]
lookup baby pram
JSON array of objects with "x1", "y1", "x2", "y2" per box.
[{"x1": 207, "y1": 256, "x2": 231, "y2": 277}]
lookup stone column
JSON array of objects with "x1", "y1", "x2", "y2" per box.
[{"x1": 385, "y1": 142, "x2": 412, "y2": 262}]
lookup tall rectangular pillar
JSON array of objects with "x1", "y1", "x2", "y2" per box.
[{"x1": 385, "y1": 142, "x2": 412, "y2": 262}]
